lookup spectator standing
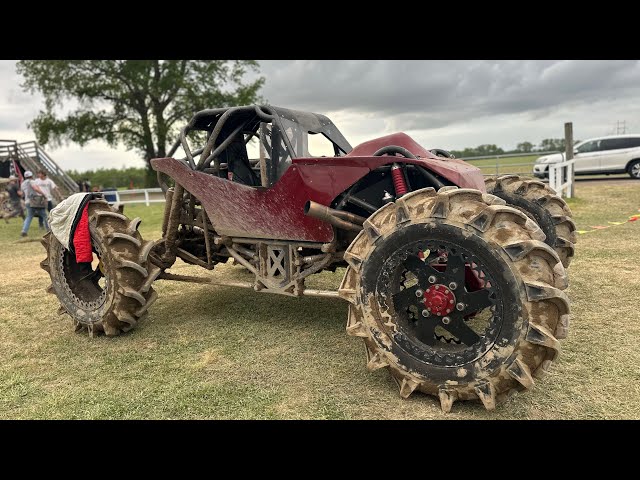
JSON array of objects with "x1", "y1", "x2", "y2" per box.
[
  {"x1": 35, "y1": 170, "x2": 59, "y2": 211},
  {"x1": 77, "y1": 178, "x2": 92, "y2": 192},
  {"x1": 20, "y1": 170, "x2": 49, "y2": 237},
  {"x1": 5, "y1": 176, "x2": 25, "y2": 220}
]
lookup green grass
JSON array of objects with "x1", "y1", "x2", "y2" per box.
[
  {"x1": 1, "y1": 185, "x2": 640, "y2": 419},
  {"x1": 464, "y1": 154, "x2": 539, "y2": 175}
]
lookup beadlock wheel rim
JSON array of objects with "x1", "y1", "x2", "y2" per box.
[{"x1": 380, "y1": 240, "x2": 504, "y2": 367}]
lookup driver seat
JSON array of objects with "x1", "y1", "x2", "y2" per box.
[{"x1": 224, "y1": 137, "x2": 260, "y2": 187}]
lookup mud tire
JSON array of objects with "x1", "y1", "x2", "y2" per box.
[
  {"x1": 338, "y1": 187, "x2": 570, "y2": 412},
  {"x1": 485, "y1": 175, "x2": 576, "y2": 268},
  {"x1": 0, "y1": 192, "x2": 11, "y2": 217},
  {"x1": 40, "y1": 199, "x2": 161, "y2": 336}
]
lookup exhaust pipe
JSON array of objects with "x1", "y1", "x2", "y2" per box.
[{"x1": 304, "y1": 201, "x2": 365, "y2": 232}]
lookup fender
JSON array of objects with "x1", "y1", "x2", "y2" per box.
[{"x1": 294, "y1": 132, "x2": 486, "y2": 192}]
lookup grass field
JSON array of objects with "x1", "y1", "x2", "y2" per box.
[
  {"x1": 463, "y1": 154, "x2": 539, "y2": 175},
  {"x1": 1, "y1": 183, "x2": 639, "y2": 419}
]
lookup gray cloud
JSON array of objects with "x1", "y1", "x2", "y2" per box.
[
  {"x1": 261, "y1": 60, "x2": 640, "y2": 129},
  {"x1": 2, "y1": 60, "x2": 640, "y2": 171},
  {"x1": 0, "y1": 61, "x2": 46, "y2": 132}
]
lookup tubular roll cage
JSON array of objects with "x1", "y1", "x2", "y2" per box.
[
  {"x1": 162, "y1": 105, "x2": 281, "y2": 179},
  {"x1": 159, "y1": 105, "x2": 275, "y2": 260},
  {"x1": 157, "y1": 105, "x2": 299, "y2": 265},
  {"x1": 159, "y1": 104, "x2": 352, "y2": 191}
]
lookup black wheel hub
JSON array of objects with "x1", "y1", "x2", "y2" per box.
[{"x1": 381, "y1": 240, "x2": 503, "y2": 367}]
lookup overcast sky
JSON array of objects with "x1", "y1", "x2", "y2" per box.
[{"x1": 2, "y1": 60, "x2": 640, "y2": 171}]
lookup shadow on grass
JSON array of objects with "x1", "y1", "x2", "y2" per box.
[{"x1": 150, "y1": 273, "x2": 348, "y2": 335}]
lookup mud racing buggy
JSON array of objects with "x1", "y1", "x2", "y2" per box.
[{"x1": 41, "y1": 105, "x2": 576, "y2": 412}]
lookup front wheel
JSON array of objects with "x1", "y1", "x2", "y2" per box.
[
  {"x1": 40, "y1": 199, "x2": 161, "y2": 336},
  {"x1": 628, "y1": 160, "x2": 640, "y2": 179},
  {"x1": 338, "y1": 187, "x2": 570, "y2": 412}
]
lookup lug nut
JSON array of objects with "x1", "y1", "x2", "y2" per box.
[
  {"x1": 415, "y1": 289, "x2": 423, "y2": 297},
  {"x1": 449, "y1": 282, "x2": 457, "y2": 290},
  {"x1": 435, "y1": 285, "x2": 440, "y2": 290},
  {"x1": 442, "y1": 316, "x2": 451, "y2": 324},
  {"x1": 449, "y1": 299, "x2": 454, "y2": 304},
  {"x1": 422, "y1": 309, "x2": 429, "y2": 317},
  {"x1": 428, "y1": 276, "x2": 436, "y2": 283},
  {"x1": 456, "y1": 302, "x2": 465, "y2": 311}
]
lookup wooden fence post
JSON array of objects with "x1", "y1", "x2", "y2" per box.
[{"x1": 564, "y1": 122, "x2": 575, "y2": 197}]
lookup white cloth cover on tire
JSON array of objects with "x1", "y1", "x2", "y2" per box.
[{"x1": 49, "y1": 193, "x2": 92, "y2": 249}]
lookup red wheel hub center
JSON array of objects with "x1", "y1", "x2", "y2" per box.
[{"x1": 424, "y1": 284, "x2": 456, "y2": 316}]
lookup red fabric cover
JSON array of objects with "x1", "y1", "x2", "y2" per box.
[{"x1": 73, "y1": 203, "x2": 92, "y2": 263}]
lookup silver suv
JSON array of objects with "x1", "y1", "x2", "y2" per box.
[{"x1": 533, "y1": 134, "x2": 640, "y2": 179}]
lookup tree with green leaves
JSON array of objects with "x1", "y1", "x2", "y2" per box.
[
  {"x1": 17, "y1": 60, "x2": 264, "y2": 186},
  {"x1": 66, "y1": 166, "x2": 147, "y2": 190},
  {"x1": 516, "y1": 141, "x2": 533, "y2": 153},
  {"x1": 475, "y1": 144, "x2": 504, "y2": 156},
  {"x1": 537, "y1": 138, "x2": 566, "y2": 152}
]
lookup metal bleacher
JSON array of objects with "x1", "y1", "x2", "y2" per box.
[{"x1": 0, "y1": 140, "x2": 79, "y2": 201}]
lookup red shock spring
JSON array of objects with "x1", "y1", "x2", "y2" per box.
[{"x1": 391, "y1": 163, "x2": 408, "y2": 197}]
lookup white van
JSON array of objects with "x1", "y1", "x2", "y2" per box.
[{"x1": 533, "y1": 134, "x2": 640, "y2": 179}]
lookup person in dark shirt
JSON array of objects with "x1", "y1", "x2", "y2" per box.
[{"x1": 5, "y1": 176, "x2": 25, "y2": 220}]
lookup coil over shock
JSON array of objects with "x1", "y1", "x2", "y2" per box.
[{"x1": 391, "y1": 163, "x2": 408, "y2": 197}]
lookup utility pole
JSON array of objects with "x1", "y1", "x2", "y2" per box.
[{"x1": 616, "y1": 120, "x2": 627, "y2": 134}]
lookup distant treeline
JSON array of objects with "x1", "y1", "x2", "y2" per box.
[
  {"x1": 66, "y1": 167, "x2": 147, "y2": 190},
  {"x1": 451, "y1": 138, "x2": 574, "y2": 158}
]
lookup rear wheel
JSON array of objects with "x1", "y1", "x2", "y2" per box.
[
  {"x1": 338, "y1": 187, "x2": 569, "y2": 412},
  {"x1": 485, "y1": 175, "x2": 576, "y2": 268},
  {"x1": 628, "y1": 160, "x2": 640, "y2": 179},
  {"x1": 40, "y1": 199, "x2": 161, "y2": 336}
]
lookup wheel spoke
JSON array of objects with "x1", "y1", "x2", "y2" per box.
[
  {"x1": 442, "y1": 318, "x2": 481, "y2": 346},
  {"x1": 415, "y1": 316, "x2": 439, "y2": 346},
  {"x1": 403, "y1": 255, "x2": 440, "y2": 283},
  {"x1": 445, "y1": 252, "x2": 466, "y2": 286},
  {"x1": 463, "y1": 289, "x2": 493, "y2": 314},
  {"x1": 388, "y1": 238, "x2": 504, "y2": 366},
  {"x1": 392, "y1": 284, "x2": 421, "y2": 312}
]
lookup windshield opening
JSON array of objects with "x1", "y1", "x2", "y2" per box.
[
  {"x1": 271, "y1": 107, "x2": 351, "y2": 159},
  {"x1": 279, "y1": 117, "x2": 348, "y2": 158}
]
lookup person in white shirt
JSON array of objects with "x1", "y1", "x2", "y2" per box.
[
  {"x1": 35, "y1": 170, "x2": 59, "y2": 211},
  {"x1": 20, "y1": 170, "x2": 48, "y2": 237}
]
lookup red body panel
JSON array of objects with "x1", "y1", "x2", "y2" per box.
[
  {"x1": 152, "y1": 158, "x2": 368, "y2": 242},
  {"x1": 343, "y1": 132, "x2": 485, "y2": 192},
  {"x1": 347, "y1": 132, "x2": 435, "y2": 158},
  {"x1": 151, "y1": 132, "x2": 485, "y2": 243}
]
